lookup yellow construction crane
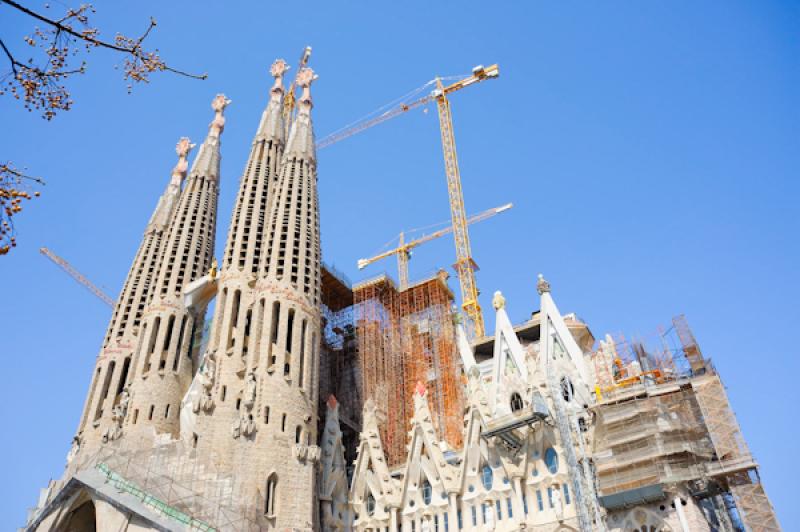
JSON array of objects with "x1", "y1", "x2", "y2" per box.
[
  {"x1": 40, "y1": 247, "x2": 114, "y2": 307},
  {"x1": 318, "y1": 64, "x2": 500, "y2": 338},
  {"x1": 281, "y1": 46, "x2": 312, "y2": 132},
  {"x1": 358, "y1": 202, "x2": 512, "y2": 291}
]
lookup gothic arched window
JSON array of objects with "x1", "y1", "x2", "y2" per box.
[
  {"x1": 544, "y1": 448, "x2": 559, "y2": 474},
  {"x1": 422, "y1": 479, "x2": 432, "y2": 505},
  {"x1": 265, "y1": 473, "x2": 278, "y2": 517},
  {"x1": 481, "y1": 465, "x2": 493, "y2": 490},
  {"x1": 366, "y1": 492, "x2": 375, "y2": 516}
]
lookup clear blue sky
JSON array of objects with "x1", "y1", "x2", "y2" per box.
[{"x1": 1, "y1": 0, "x2": 797, "y2": 527}]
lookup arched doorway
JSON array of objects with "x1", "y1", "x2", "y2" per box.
[{"x1": 58, "y1": 499, "x2": 96, "y2": 532}]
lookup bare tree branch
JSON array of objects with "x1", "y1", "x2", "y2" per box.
[
  {"x1": 2, "y1": 0, "x2": 206, "y2": 79},
  {"x1": 1, "y1": 1, "x2": 207, "y2": 255},
  {"x1": 1, "y1": 162, "x2": 42, "y2": 255}
]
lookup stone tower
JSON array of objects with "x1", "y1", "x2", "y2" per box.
[
  {"x1": 73, "y1": 136, "x2": 194, "y2": 455},
  {"x1": 192, "y1": 63, "x2": 321, "y2": 530},
  {"x1": 124, "y1": 94, "x2": 228, "y2": 444}
]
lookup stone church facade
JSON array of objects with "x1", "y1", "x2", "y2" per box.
[{"x1": 22, "y1": 55, "x2": 779, "y2": 532}]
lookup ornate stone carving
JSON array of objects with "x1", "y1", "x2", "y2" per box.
[
  {"x1": 102, "y1": 386, "x2": 130, "y2": 442},
  {"x1": 492, "y1": 290, "x2": 506, "y2": 310},
  {"x1": 66, "y1": 435, "x2": 81, "y2": 464},
  {"x1": 296, "y1": 67, "x2": 317, "y2": 107},
  {"x1": 232, "y1": 412, "x2": 256, "y2": 439},
  {"x1": 209, "y1": 257, "x2": 218, "y2": 280},
  {"x1": 270, "y1": 58, "x2": 289, "y2": 99},
  {"x1": 536, "y1": 273, "x2": 551, "y2": 295},
  {"x1": 170, "y1": 137, "x2": 195, "y2": 186},
  {"x1": 195, "y1": 349, "x2": 216, "y2": 412},
  {"x1": 293, "y1": 443, "x2": 321, "y2": 463},
  {"x1": 243, "y1": 370, "x2": 257, "y2": 409},
  {"x1": 209, "y1": 94, "x2": 231, "y2": 138}
]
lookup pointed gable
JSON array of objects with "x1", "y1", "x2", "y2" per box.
[
  {"x1": 488, "y1": 291, "x2": 529, "y2": 416},
  {"x1": 320, "y1": 396, "x2": 348, "y2": 501},
  {"x1": 400, "y1": 383, "x2": 459, "y2": 507},
  {"x1": 537, "y1": 274, "x2": 591, "y2": 389},
  {"x1": 350, "y1": 400, "x2": 398, "y2": 510}
]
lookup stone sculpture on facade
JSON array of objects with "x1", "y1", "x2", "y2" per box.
[
  {"x1": 243, "y1": 370, "x2": 257, "y2": 409},
  {"x1": 195, "y1": 349, "x2": 216, "y2": 412}
]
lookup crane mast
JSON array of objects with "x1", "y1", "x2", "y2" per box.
[
  {"x1": 281, "y1": 46, "x2": 312, "y2": 135},
  {"x1": 434, "y1": 65, "x2": 497, "y2": 338},
  {"x1": 40, "y1": 247, "x2": 114, "y2": 307}
]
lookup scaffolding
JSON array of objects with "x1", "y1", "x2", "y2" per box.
[
  {"x1": 590, "y1": 316, "x2": 781, "y2": 531},
  {"x1": 30, "y1": 440, "x2": 268, "y2": 531},
  {"x1": 319, "y1": 264, "x2": 361, "y2": 465},
  {"x1": 353, "y1": 270, "x2": 465, "y2": 467}
]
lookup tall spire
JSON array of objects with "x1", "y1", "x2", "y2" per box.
[
  {"x1": 255, "y1": 58, "x2": 289, "y2": 142},
  {"x1": 221, "y1": 60, "x2": 288, "y2": 273},
  {"x1": 103, "y1": 138, "x2": 196, "y2": 347},
  {"x1": 75, "y1": 137, "x2": 195, "y2": 453},
  {"x1": 146, "y1": 137, "x2": 195, "y2": 232},
  {"x1": 262, "y1": 67, "x2": 318, "y2": 288},
  {"x1": 188, "y1": 94, "x2": 230, "y2": 183},
  {"x1": 192, "y1": 66, "x2": 322, "y2": 528},
  {"x1": 284, "y1": 67, "x2": 317, "y2": 162},
  {"x1": 123, "y1": 95, "x2": 227, "y2": 443}
]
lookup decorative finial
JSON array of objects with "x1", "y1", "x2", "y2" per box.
[
  {"x1": 270, "y1": 59, "x2": 289, "y2": 98},
  {"x1": 327, "y1": 395, "x2": 338, "y2": 410},
  {"x1": 170, "y1": 137, "x2": 195, "y2": 184},
  {"x1": 492, "y1": 290, "x2": 506, "y2": 310},
  {"x1": 296, "y1": 67, "x2": 317, "y2": 108},
  {"x1": 415, "y1": 381, "x2": 426, "y2": 397},
  {"x1": 209, "y1": 257, "x2": 218, "y2": 280},
  {"x1": 209, "y1": 94, "x2": 231, "y2": 138},
  {"x1": 537, "y1": 273, "x2": 551, "y2": 295}
]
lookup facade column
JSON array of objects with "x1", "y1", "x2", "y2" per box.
[
  {"x1": 389, "y1": 507, "x2": 399, "y2": 532},
  {"x1": 465, "y1": 501, "x2": 476, "y2": 532},
  {"x1": 447, "y1": 493, "x2": 459, "y2": 532},
  {"x1": 512, "y1": 476, "x2": 526, "y2": 526}
]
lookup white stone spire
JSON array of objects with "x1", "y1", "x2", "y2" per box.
[
  {"x1": 254, "y1": 58, "x2": 289, "y2": 142},
  {"x1": 189, "y1": 93, "x2": 230, "y2": 181},
  {"x1": 284, "y1": 67, "x2": 317, "y2": 161},
  {"x1": 146, "y1": 137, "x2": 195, "y2": 231},
  {"x1": 221, "y1": 61, "x2": 289, "y2": 273}
]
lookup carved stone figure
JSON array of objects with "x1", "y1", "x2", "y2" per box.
[
  {"x1": 244, "y1": 370, "x2": 257, "y2": 409},
  {"x1": 115, "y1": 386, "x2": 130, "y2": 419},
  {"x1": 66, "y1": 436, "x2": 80, "y2": 465},
  {"x1": 242, "y1": 414, "x2": 256, "y2": 436},
  {"x1": 199, "y1": 352, "x2": 216, "y2": 390},
  {"x1": 196, "y1": 350, "x2": 217, "y2": 412}
]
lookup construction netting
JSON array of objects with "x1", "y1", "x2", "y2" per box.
[
  {"x1": 590, "y1": 316, "x2": 782, "y2": 530},
  {"x1": 37, "y1": 439, "x2": 268, "y2": 531},
  {"x1": 353, "y1": 271, "x2": 465, "y2": 467},
  {"x1": 319, "y1": 264, "x2": 361, "y2": 465},
  {"x1": 592, "y1": 388, "x2": 715, "y2": 496}
]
